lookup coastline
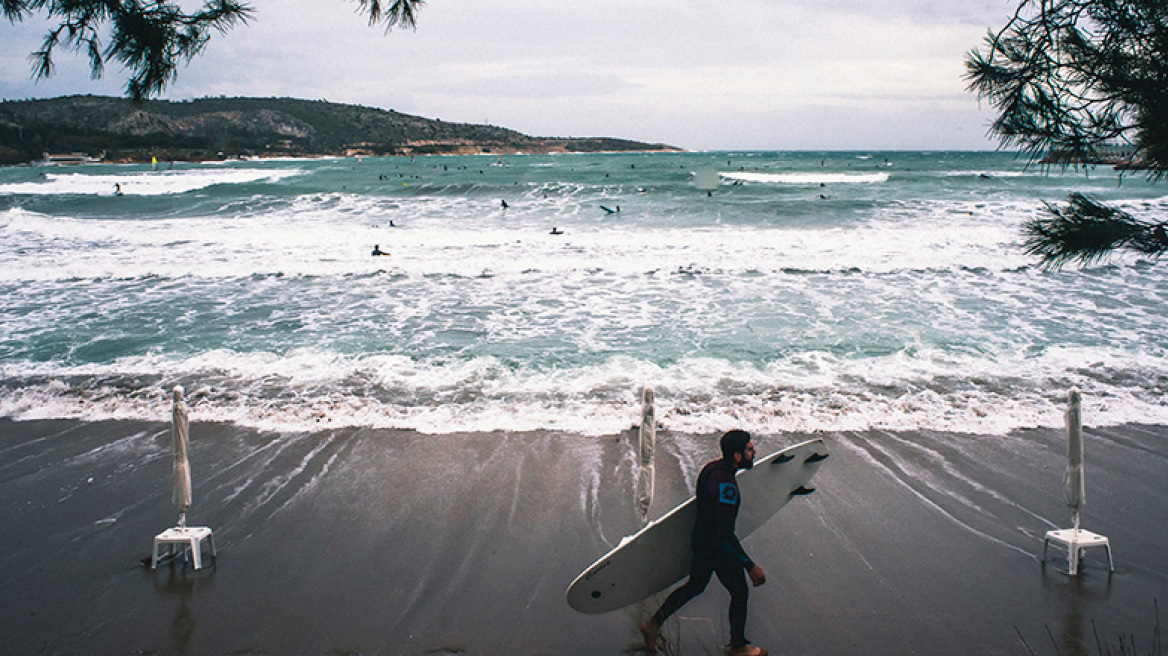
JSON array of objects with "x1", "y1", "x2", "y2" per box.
[
  {"x1": 0, "y1": 95, "x2": 685, "y2": 166},
  {"x1": 19, "y1": 145, "x2": 687, "y2": 167},
  {"x1": 2, "y1": 418, "x2": 1165, "y2": 655}
]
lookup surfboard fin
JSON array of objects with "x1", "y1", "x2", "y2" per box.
[
  {"x1": 773, "y1": 453, "x2": 795, "y2": 464},
  {"x1": 789, "y1": 486, "x2": 816, "y2": 497},
  {"x1": 804, "y1": 452, "x2": 829, "y2": 463}
]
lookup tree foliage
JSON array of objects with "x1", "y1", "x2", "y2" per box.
[
  {"x1": 965, "y1": 0, "x2": 1168, "y2": 269},
  {"x1": 965, "y1": 0, "x2": 1167, "y2": 170},
  {"x1": 3, "y1": 1, "x2": 425, "y2": 101},
  {"x1": 1023, "y1": 193, "x2": 1168, "y2": 268}
]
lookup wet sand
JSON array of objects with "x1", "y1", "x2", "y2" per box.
[{"x1": 1, "y1": 418, "x2": 1165, "y2": 655}]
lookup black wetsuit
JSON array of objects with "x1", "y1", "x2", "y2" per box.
[{"x1": 650, "y1": 458, "x2": 753, "y2": 649}]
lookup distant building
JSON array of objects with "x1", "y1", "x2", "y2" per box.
[
  {"x1": 1042, "y1": 143, "x2": 1143, "y2": 167},
  {"x1": 40, "y1": 151, "x2": 105, "y2": 165}
]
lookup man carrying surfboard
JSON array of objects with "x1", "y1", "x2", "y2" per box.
[{"x1": 640, "y1": 430, "x2": 768, "y2": 656}]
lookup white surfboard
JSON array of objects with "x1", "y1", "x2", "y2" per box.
[{"x1": 565, "y1": 438, "x2": 828, "y2": 614}]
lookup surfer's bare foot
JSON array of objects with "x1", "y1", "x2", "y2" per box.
[
  {"x1": 727, "y1": 645, "x2": 766, "y2": 656},
  {"x1": 640, "y1": 621, "x2": 660, "y2": 653}
]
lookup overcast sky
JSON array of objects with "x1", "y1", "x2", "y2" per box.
[{"x1": 1, "y1": 0, "x2": 1020, "y2": 151}]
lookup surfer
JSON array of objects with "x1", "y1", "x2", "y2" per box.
[
  {"x1": 501, "y1": 199, "x2": 510, "y2": 210},
  {"x1": 640, "y1": 430, "x2": 767, "y2": 656},
  {"x1": 550, "y1": 227, "x2": 564, "y2": 235},
  {"x1": 371, "y1": 244, "x2": 388, "y2": 256}
]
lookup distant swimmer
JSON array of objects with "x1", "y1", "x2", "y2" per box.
[
  {"x1": 501, "y1": 199, "x2": 510, "y2": 210},
  {"x1": 371, "y1": 244, "x2": 389, "y2": 256},
  {"x1": 550, "y1": 227, "x2": 564, "y2": 235},
  {"x1": 114, "y1": 183, "x2": 123, "y2": 196}
]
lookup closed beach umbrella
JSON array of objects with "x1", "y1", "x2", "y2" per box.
[
  {"x1": 1064, "y1": 388, "x2": 1085, "y2": 522},
  {"x1": 172, "y1": 386, "x2": 192, "y2": 527},
  {"x1": 636, "y1": 387, "x2": 656, "y2": 525}
]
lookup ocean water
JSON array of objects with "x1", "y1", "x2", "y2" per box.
[{"x1": 2, "y1": 151, "x2": 1167, "y2": 436}]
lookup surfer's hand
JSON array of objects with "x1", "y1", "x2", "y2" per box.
[{"x1": 748, "y1": 565, "x2": 766, "y2": 587}]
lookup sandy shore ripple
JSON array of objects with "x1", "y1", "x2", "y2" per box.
[{"x1": 1, "y1": 418, "x2": 1165, "y2": 655}]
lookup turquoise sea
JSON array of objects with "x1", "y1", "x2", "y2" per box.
[{"x1": 2, "y1": 151, "x2": 1166, "y2": 435}]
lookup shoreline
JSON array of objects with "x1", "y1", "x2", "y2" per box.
[
  {"x1": 11, "y1": 146, "x2": 687, "y2": 168},
  {"x1": 2, "y1": 417, "x2": 1165, "y2": 654}
]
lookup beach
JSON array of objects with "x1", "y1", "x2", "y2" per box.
[
  {"x1": 2, "y1": 417, "x2": 1164, "y2": 655},
  {"x1": 3, "y1": 151, "x2": 1168, "y2": 653}
]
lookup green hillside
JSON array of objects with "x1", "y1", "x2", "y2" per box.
[{"x1": 0, "y1": 95, "x2": 679, "y2": 164}]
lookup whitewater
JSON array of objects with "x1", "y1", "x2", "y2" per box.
[{"x1": 2, "y1": 151, "x2": 1166, "y2": 436}]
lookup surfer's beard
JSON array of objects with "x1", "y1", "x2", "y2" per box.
[{"x1": 741, "y1": 455, "x2": 754, "y2": 470}]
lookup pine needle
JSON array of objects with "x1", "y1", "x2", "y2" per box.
[{"x1": 1022, "y1": 193, "x2": 1168, "y2": 269}]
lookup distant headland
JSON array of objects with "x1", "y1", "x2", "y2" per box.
[{"x1": 0, "y1": 95, "x2": 682, "y2": 165}]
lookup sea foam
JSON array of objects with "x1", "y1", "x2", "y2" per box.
[
  {"x1": 3, "y1": 152, "x2": 1167, "y2": 436},
  {"x1": 719, "y1": 171, "x2": 889, "y2": 185},
  {"x1": 0, "y1": 167, "x2": 303, "y2": 196}
]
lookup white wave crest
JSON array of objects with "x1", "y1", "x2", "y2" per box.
[
  {"x1": 719, "y1": 171, "x2": 889, "y2": 185},
  {"x1": 4, "y1": 347, "x2": 1167, "y2": 436},
  {"x1": 0, "y1": 167, "x2": 303, "y2": 196}
]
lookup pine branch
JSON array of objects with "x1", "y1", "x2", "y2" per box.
[
  {"x1": 108, "y1": 1, "x2": 253, "y2": 100},
  {"x1": 1023, "y1": 193, "x2": 1168, "y2": 269},
  {"x1": 9, "y1": 1, "x2": 427, "y2": 101},
  {"x1": 965, "y1": 0, "x2": 1167, "y2": 171},
  {"x1": 352, "y1": 0, "x2": 424, "y2": 31},
  {"x1": 2, "y1": 0, "x2": 30, "y2": 20},
  {"x1": 19, "y1": 1, "x2": 252, "y2": 101}
]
